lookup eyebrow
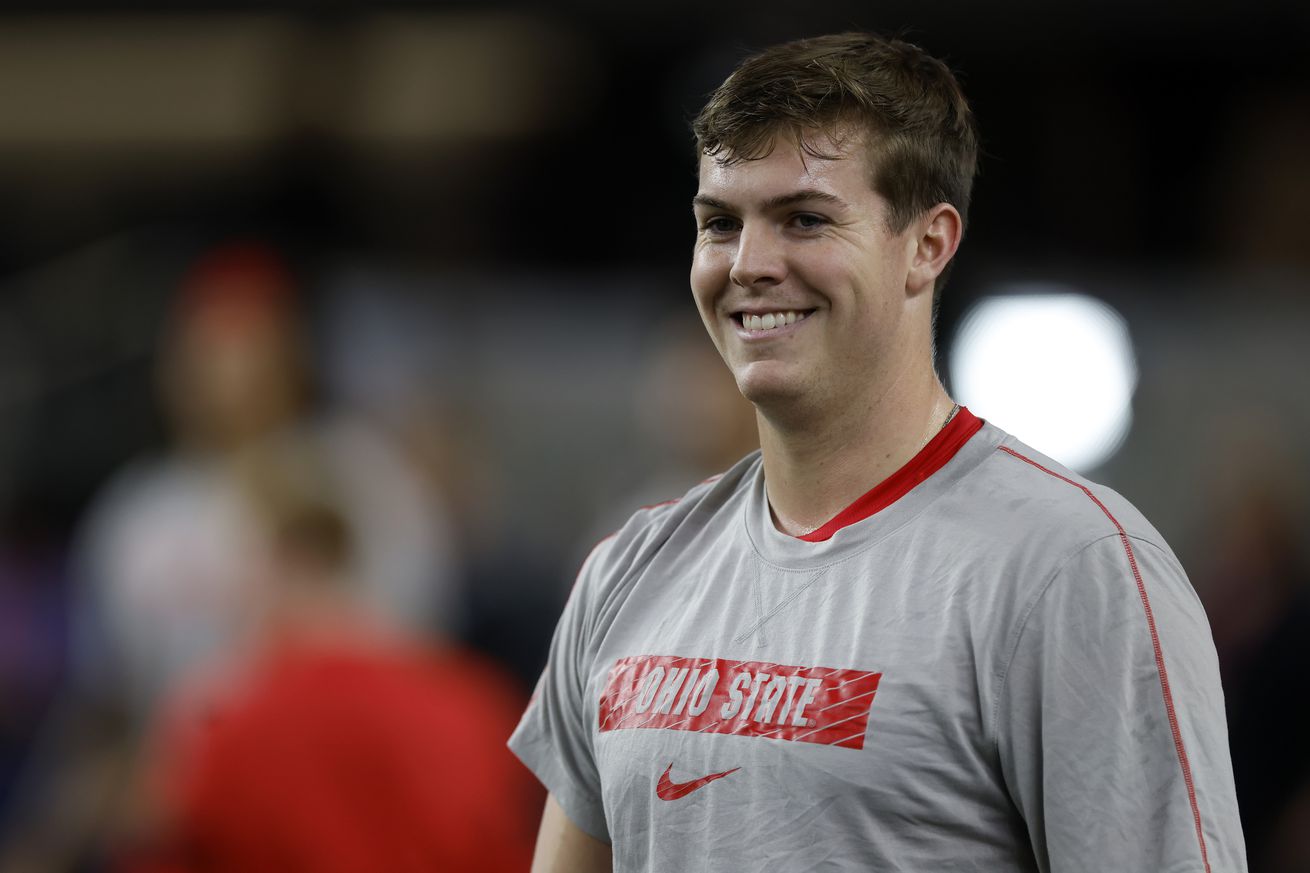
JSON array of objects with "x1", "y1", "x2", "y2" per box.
[{"x1": 692, "y1": 189, "x2": 849, "y2": 212}]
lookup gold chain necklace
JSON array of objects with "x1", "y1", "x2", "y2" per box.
[{"x1": 920, "y1": 401, "x2": 960, "y2": 452}]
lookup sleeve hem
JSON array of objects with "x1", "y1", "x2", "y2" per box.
[{"x1": 508, "y1": 734, "x2": 610, "y2": 845}]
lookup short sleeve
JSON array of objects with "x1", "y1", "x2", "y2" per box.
[
  {"x1": 508, "y1": 539, "x2": 613, "y2": 843},
  {"x1": 996, "y1": 534, "x2": 1247, "y2": 873}
]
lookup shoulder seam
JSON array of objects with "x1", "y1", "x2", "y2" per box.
[
  {"x1": 635, "y1": 472, "x2": 727, "y2": 514},
  {"x1": 993, "y1": 446, "x2": 1213, "y2": 873}
]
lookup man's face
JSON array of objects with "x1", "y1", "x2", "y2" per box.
[{"x1": 690, "y1": 132, "x2": 921, "y2": 419}]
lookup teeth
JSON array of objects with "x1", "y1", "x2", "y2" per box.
[{"x1": 741, "y1": 310, "x2": 807, "y2": 332}]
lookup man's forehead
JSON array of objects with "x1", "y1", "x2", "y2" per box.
[{"x1": 694, "y1": 136, "x2": 873, "y2": 205}]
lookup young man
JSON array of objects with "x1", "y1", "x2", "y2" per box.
[{"x1": 511, "y1": 32, "x2": 1246, "y2": 872}]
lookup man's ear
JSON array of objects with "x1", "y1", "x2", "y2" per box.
[{"x1": 906, "y1": 203, "x2": 963, "y2": 297}]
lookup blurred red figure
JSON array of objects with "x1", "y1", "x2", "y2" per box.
[
  {"x1": 122, "y1": 439, "x2": 537, "y2": 873},
  {"x1": 139, "y1": 645, "x2": 535, "y2": 873}
]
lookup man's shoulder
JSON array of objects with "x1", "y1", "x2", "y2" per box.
[
  {"x1": 957, "y1": 429, "x2": 1171, "y2": 558},
  {"x1": 582, "y1": 452, "x2": 760, "y2": 584}
]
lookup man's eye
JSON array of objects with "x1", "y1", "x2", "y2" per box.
[
  {"x1": 701, "y1": 217, "x2": 739, "y2": 235},
  {"x1": 792, "y1": 213, "x2": 828, "y2": 230}
]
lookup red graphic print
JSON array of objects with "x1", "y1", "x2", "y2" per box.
[{"x1": 598, "y1": 655, "x2": 882, "y2": 750}]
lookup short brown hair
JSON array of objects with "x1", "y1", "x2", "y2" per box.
[
  {"x1": 237, "y1": 436, "x2": 354, "y2": 575},
  {"x1": 693, "y1": 32, "x2": 979, "y2": 289}
]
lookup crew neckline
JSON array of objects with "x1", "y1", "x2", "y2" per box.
[
  {"x1": 742, "y1": 408, "x2": 995, "y2": 569},
  {"x1": 794, "y1": 407, "x2": 984, "y2": 542}
]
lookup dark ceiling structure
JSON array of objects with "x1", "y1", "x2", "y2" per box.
[{"x1": 0, "y1": 1, "x2": 1305, "y2": 282}]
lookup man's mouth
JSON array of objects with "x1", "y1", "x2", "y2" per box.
[{"x1": 731, "y1": 309, "x2": 814, "y2": 332}]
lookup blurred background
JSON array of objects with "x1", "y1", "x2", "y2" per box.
[{"x1": 0, "y1": 2, "x2": 1307, "y2": 870}]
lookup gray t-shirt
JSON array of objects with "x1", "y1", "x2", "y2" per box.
[{"x1": 510, "y1": 411, "x2": 1246, "y2": 872}]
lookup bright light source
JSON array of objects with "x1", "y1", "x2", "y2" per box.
[{"x1": 949, "y1": 288, "x2": 1137, "y2": 472}]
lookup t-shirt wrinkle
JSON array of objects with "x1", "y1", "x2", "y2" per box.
[{"x1": 989, "y1": 531, "x2": 1129, "y2": 751}]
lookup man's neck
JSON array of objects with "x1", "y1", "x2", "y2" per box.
[{"x1": 758, "y1": 371, "x2": 955, "y2": 537}]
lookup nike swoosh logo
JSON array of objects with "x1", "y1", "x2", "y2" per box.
[{"x1": 655, "y1": 763, "x2": 741, "y2": 800}]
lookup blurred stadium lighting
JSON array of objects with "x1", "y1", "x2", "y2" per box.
[
  {"x1": 0, "y1": 13, "x2": 588, "y2": 156},
  {"x1": 949, "y1": 287, "x2": 1138, "y2": 472}
]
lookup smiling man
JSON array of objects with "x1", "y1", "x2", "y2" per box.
[{"x1": 510, "y1": 33, "x2": 1246, "y2": 872}]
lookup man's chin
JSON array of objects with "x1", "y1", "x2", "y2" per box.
[{"x1": 734, "y1": 369, "x2": 811, "y2": 415}]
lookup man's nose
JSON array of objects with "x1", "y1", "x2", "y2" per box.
[{"x1": 729, "y1": 223, "x2": 785, "y2": 288}]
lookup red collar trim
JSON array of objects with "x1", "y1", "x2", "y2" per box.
[{"x1": 795, "y1": 407, "x2": 984, "y2": 543}]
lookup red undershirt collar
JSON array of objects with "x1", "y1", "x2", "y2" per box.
[{"x1": 794, "y1": 407, "x2": 984, "y2": 543}]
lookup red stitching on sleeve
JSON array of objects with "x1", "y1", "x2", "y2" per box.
[{"x1": 997, "y1": 445, "x2": 1212, "y2": 873}]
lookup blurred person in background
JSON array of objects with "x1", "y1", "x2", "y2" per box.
[
  {"x1": 1, "y1": 242, "x2": 461, "y2": 871},
  {"x1": 112, "y1": 435, "x2": 537, "y2": 873},
  {"x1": 1195, "y1": 437, "x2": 1310, "y2": 873},
  {"x1": 588, "y1": 311, "x2": 758, "y2": 537},
  {"x1": 69, "y1": 242, "x2": 460, "y2": 714}
]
